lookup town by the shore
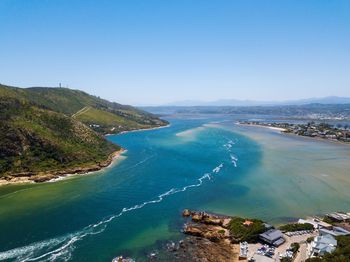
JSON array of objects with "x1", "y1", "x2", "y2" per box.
[{"x1": 239, "y1": 121, "x2": 350, "y2": 144}]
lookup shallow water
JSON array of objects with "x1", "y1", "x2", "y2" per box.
[{"x1": 0, "y1": 116, "x2": 349, "y2": 261}]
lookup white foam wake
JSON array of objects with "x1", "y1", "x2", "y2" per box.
[
  {"x1": 222, "y1": 138, "x2": 239, "y2": 168},
  {"x1": 230, "y1": 154, "x2": 238, "y2": 168},
  {"x1": 0, "y1": 165, "x2": 222, "y2": 262},
  {"x1": 223, "y1": 138, "x2": 237, "y2": 151},
  {"x1": 212, "y1": 163, "x2": 224, "y2": 173}
]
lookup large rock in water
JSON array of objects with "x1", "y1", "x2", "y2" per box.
[
  {"x1": 111, "y1": 256, "x2": 135, "y2": 262},
  {"x1": 182, "y1": 209, "x2": 191, "y2": 217}
]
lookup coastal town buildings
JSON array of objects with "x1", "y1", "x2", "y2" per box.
[
  {"x1": 240, "y1": 121, "x2": 350, "y2": 143},
  {"x1": 326, "y1": 212, "x2": 350, "y2": 222},
  {"x1": 309, "y1": 234, "x2": 337, "y2": 257},
  {"x1": 298, "y1": 218, "x2": 332, "y2": 229},
  {"x1": 319, "y1": 226, "x2": 350, "y2": 237},
  {"x1": 259, "y1": 229, "x2": 285, "y2": 246}
]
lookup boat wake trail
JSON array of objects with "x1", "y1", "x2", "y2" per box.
[
  {"x1": 230, "y1": 154, "x2": 238, "y2": 167},
  {"x1": 0, "y1": 165, "x2": 222, "y2": 262},
  {"x1": 223, "y1": 139, "x2": 239, "y2": 168}
]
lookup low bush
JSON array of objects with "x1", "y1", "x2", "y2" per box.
[{"x1": 279, "y1": 223, "x2": 314, "y2": 232}]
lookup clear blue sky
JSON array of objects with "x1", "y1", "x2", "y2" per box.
[{"x1": 1, "y1": 0, "x2": 349, "y2": 105}]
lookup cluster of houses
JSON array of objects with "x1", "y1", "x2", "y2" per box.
[
  {"x1": 284, "y1": 123, "x2": 350, "y2": 142},
  {"x1": 241, "y1": 121, "x2": 350, "y2": 143},
  {"x1": 259, "y1": 228, "x2": 285, "y2": 247},
  {"x1": 299, "y1": 212, "x2": 350, "y2": 258},
  {"x1": 245, "y1": 212, "x2": 350, "y2": 261}
]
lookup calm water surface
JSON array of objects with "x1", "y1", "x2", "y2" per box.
[{"x1": 0, "y1": 116, "x2": 349, "y2": 261}]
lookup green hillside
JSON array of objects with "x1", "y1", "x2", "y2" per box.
[
  {"x1": 0, "y1": 97, "x2": 119, "y2": 177},
  {"x1": 0, "y1": 84, "x2": 167, "y2": 179},
  {"x1": 0, "y1": 84, "x2": 168, "y2": 134}
]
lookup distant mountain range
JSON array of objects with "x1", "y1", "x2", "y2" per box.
[{"x1": 165, "y1": 96, "x2": 350, "y2": 107}]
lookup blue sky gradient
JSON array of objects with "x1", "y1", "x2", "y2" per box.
[{"x1": 1, "y1": 0, "x2": 349, "y2": 105}]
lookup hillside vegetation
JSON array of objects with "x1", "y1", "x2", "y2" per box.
[
  {"x1": 0, "y1": 84, "x2": 168, "y2": 134},
  {"x1": 0, "y1": 84, "x2": 167, "y2": 179},
  {"x1": 228, "y1": 217, "x2": 266, "y2": 242}
]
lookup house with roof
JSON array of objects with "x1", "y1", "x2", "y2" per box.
[
  {"x1": 259, "y1": 229, "x2": 285, "y2": 246},
  {"x1": 298, "y1": 218, "x2": 332, "y2": 229},
  {"x1": 309, "y1": 234, "x2": 337, "y2": 257},
  {"x1": 326, "y1": 212, "x2": 350, "y2": 222},
  {"x1": 319, "y1": 226, "x2": 350, "y2": 237}
]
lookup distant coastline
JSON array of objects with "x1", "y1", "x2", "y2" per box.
[
  {"x1": 237, "y1": 122, "x2": 287, "y2": 132},
  {"x1": 117, "y1": 123, "x2": 171, "y2": 135},
  {"x1": 238, "y1": 122, "x2": 350, "y2": 146}
]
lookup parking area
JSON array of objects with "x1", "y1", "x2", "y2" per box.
[{"x1": 246, "y1": 231, "x2": 318, "y2": 261}]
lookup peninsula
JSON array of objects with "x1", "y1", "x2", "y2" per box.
[{"x1": 0, "y1": 84, "x2": 168, "y2": 185}]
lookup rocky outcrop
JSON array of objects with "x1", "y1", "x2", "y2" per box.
[
  {"x1": 183, "y1": 210, "x2": 232, "y2": 227},
  {"x1": 182, "y1": 210, "x2": 232, "y2": 243},
  {"x1": 183, "y1": 223, "x2": 228, "y2": 242},
  {"x1": 182, "y1": 209, "x2": 191, "y2": 217},
  {"x1": 113, "y1": 210, "x2": 241, "y2": 262},
  {"x1": 112, "y1": 256, "x2": 135, "y2": 262},
  {"x1": 161, "y1": 237, "x2": 239, "y2": 262}
]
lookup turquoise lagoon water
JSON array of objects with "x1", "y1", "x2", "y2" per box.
[{"x1": 0, "y1": 116, "x2": 350, "y2": 261}]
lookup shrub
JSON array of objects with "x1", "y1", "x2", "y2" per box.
[
  {"x1": 290, "y1": 242, "x2": 300, "y2": 255},
  {"x1": 228, "y1": 217, "x2": 266, "y2": 243},
  {"x1": 307, "y1": 236, "x2": 315, "y2": 243},
  {"x1": 279, "y1": 223, "x2": 314, "y2": 232}
]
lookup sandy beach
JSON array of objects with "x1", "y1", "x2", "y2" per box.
[
  {"x1": 0, "y1": 149, "x2": 126, "y2": 186},
  {"x1": 117, "y1": 124, "x2": 171, "y2": 135},
  {"x1": 237, "y1": 123, "x2": 286, "y2": 132}
]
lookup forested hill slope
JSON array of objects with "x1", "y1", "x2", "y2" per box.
[{"x1": 0, "y1": 84, "x2": 167, "y2": 180}]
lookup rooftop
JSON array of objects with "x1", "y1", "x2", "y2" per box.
[{"x1": 260, "y1": 229, "x2": 283, "y2": 241}]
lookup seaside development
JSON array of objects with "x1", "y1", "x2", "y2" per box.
[
  {"x1": 114, "y1": 210, "x2": 350, "y2": 262},
  {"x1": 239, "y1": 121, "x2": 350, "y2": 144}
]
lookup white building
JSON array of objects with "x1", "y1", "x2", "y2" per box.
[{"x1": 309, "y1": 234, "x2": 337, "y2": 257}]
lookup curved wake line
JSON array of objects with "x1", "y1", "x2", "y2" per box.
[
  {"x1": 223, "y1": 138, "x2": 239, "y2": 168},
  {"x1": 0, "y1": 165, "x2": 222, "y2": 262},
  {"x1": 230, "y1": 154, "x2": 238, "y2": 168}
]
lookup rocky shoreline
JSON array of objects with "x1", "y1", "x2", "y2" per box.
[
  {"x1": 0, "y1": 149, "x2": 125, "y2": 186},
  {"x1": 112, "y1": 209, "x2": 350, "y2": 261},
  {"x1": 165, "y1": 210, "x2": 240, "y2": 261}
]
